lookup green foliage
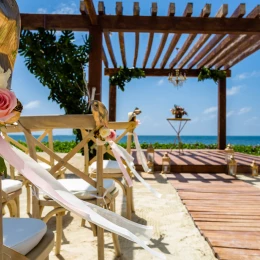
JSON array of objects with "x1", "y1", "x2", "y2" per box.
[
  {"x1": 19, "y1": 29, "x2": 92, "y2": 144},
  {"x1": 0, "y1": 157, "x2": 7, "y2": 178},
  {"x1": 19, "y1": 29, "x2": 90, "y2": 115},
  {"x1": 109, "y1": 67, "x2": 146, "y2": 91},
  {"x1": 15, "y1": 141, "x2": 260, "y2": 157},
  {"x1": 198, "y1": 67, "x2": 226, "y2": 84}
]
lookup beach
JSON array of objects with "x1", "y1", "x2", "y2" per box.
[{"x1": 14, "y1": 153, "x2": 217, "y2": 260}]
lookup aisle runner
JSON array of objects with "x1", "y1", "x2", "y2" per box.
[{"x1": 168, "y1": 173, "x2": 260, "y2": 260}]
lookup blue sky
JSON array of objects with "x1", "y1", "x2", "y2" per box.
[{"x1": 14, "y1": 0, "x2": 260, "y2": 136}]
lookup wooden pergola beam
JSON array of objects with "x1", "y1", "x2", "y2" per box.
[
  {"x1": 224, "y1": 40, "x2": 260, "y2": 69},
  {"x1": 103, "y1": 32, "x2": 117, "y2": 68},
  {"x1": 177, "y1": 4, "x2": 228, "y2": 69},
  {"x1": 99, "y1": 2, "x2": 117, "y2": 68},
  {"x1": 142, "y1": 3, "x2": 157, "y2": 68},
  {"x1": 160, "y1": 3, "x2": 193, "y2": 69},
  {"x1": 169, "y1": 3, "x2": 211, "y2": 68},
  {"x1": 84, "y1": 0, "x2": 97, "y2": 24},
  {"x1": 117, "y1": 2, "x2": 127, "y2": 67},
  {"x1": 133, "y1": 2, "x2": 140, "y2": 67},
  {"x1": 215, "y1": 35, "x2": 260, "y2": 69},
  {"x1": 197, "y1": 4, "x2": 248, "y2": 69},
  {"x1": 21, "y1": 14, "x2": 260, "y2": 34},
  {"x1": 189, "y1": 3, "x2": 246, "y2": 69},
  {"x1": 104, "y1": 68, "x2": 231, "y2": 77},
  {"x1": 84, "y1": 0, "x2": 108, "y2": 69},
  {"x1": 206, "y1": 5, "x2": 260, "y2": 68},
  {"x1": 151, "y1": 3, "x2": 175, "y2": 69},
  {"x1": 101, "y1": 46, "x2": 109, "y2": 68}
]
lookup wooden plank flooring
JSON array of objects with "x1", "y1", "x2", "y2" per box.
[
  {"x1": 168, "y1": 173, "x2": 260, "y2": 260},
  {"x1": 133, "y1": 150, "x2": 260, "y2": 173}
]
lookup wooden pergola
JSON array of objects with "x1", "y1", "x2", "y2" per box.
[{"x1": 20, "y1": 1, "x2": 260, "y2": 149}]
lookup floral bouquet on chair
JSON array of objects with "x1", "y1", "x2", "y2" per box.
[
  {"x1": 170, "y1": 105, "x2": 187, "y2": 119},
  {"x1": 0, "y1": 67, "x2": 23, "y2": 175}
]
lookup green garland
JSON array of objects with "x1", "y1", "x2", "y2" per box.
[
  {"x1": 109, "y1": 67, "x2": 145, "y2": 91},
  {"x1": 198, "y1": 67, "x2": 226, "y2": 84}
]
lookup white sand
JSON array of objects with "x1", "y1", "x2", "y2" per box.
[{"x1": 14, "y1": 153, "x2": 217, "y2": 260}]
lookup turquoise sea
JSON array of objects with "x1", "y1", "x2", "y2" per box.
[{"x1": 9, "y1": 135, "x2": 260, "y2": 146}]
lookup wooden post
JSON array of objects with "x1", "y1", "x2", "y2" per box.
[
  {"x1": 218, "y1": 77, "x2": 226, "y2": 150},
  {"x1": 88, "y1": 25, "x2": 103, "y2": 101},
  {"x1": 96, "y1": 144, "x2": 104, "y2": 259},
  {"x1": 23, "y1": 128, "x2": 40, "y2": 219},
  {"x1": 109, "y1": 84, "x2": 117, "y2": 121}
]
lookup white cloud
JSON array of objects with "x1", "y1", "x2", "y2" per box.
[
  {"x1": 227, "y1": 111, "x2": 235, "y2": 117},
  {"x1": 227, "y1": 86, "x2": 242, "y2": 96},
  {"x1": 37, "y1": 8, "x2": 47, "y2": 14},
  {"x1": 157, "y1": 79, "x2": 164, "y2": 86},
  {"x1": 203, "y1": 106, "x2": 217, "y2": 114},
  {"x1": 190, "y1": 117, "x2": 199, "y2": 123},
  {"x1": 244, "y1": 117, "x2": 259, "y2": 125},
  {"x1": 24, "y1": 100, "x2": 40, "y2": 110},
  {"x1": 238, "y1": 107, "x2": 251, "y2": 115},
  {"x1": 52, "y1": 3, "x2": 77, "y2": 14},
  {"x1": 234, "y1": 70, "x2": 260, "y2": 80},
  {"x1": 201, "y1": 114, "x2": 216, "y2": 121}
]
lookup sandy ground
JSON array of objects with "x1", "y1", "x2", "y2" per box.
[{"x1": 14, "y1": 153, "x2": 217, "y2": 260}]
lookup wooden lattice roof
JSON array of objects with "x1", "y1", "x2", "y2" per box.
[{"x1": 20, "y1": 1, "x2": 260, "y2": 75}]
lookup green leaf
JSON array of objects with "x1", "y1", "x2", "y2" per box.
[
  {"x1": 0, "y1": 157, "x2": 7, "y2": 178},
  {"x1": 109, "y1": 67, "x2": 146, "y2": 91},
  {"x1": 198, "y1": 67, "x2": 226, "y2": 84}
]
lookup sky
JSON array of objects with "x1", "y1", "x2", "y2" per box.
[{"x1": 13, "y1": 0, "x2": 260, "y2": 136}]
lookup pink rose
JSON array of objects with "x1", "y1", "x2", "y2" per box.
[
  {"x1": 106, "y1": 129, "x2": 116, "y2": 141},
  {"x1": 135, "y1": 119, "x2": 141, "y2": 125},
  {"x1": 0, "y1": 89, "x2": 17, "y2": 123}
]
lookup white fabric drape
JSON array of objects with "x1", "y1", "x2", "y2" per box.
[{"x1": 0, "y1": 136, "x2": 165, "y2": 259}]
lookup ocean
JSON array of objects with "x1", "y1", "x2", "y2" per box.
[{"x1": 9, "y1": 135, "x2": 260, "y2": 146}]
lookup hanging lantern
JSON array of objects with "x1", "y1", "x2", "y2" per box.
[
  {"x1": 161, "y1": 152, "x2": 170, "y2": 174},
  {"x1": 147, "y1": 144, "x2": 154, "y2": 163},
  {"x1": 225, "y1": 144, "x2": 234, "y2": 163},
  {"x1": 251, "y1": 160, "x2": 258, "y2": 177},
  {"x1": 147, "y1": 160, "x2": 154, "y2": 174},
  {"x1": 228, "y1": 155, "x2": 237, "y2": 176}
]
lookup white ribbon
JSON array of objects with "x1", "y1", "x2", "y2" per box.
[
  {"x1": 109, "y1": 141, "x2": 162, "y2": 198},
  {"x1": 131, "y1": 132, "x2": 150, "y2": 173},
  {"x1": 110, "y1": 143, "x2": 133, "y2": 187},
  {"x1": 0, "y1": 136, "x2": 165, "y2": 259}
]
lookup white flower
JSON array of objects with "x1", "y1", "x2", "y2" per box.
[
  {"x1": 99, "y1": 126, "x2": 111, "y2": 138},
  {"x1": 0, "y1": 66, "x2": 11, "y2": 89}
]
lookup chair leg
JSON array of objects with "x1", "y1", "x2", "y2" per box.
[
  {"x1": 81, "y1": 219, "x2": 86, "y2": 227},
  {"x1": 7, "y1": 201, "x2": 17, "y2": 217},
  {"x1": 110, "y1": 200, "x2": 121, "y2": 257},
  {"x1": 14, "y1": 196, "x2": 20, "y2": 217},
  {"x1": 26, "y1": 183, "x2": 31, "y2": 215},
  {"x1": 55, "y1": 212, "x2": 65, "y2": 255},
  {"x1": 128, "y1": 186, "x2": 135, "y2": 213},
  {"x1": 125, "y1": 186, "x2": 132, "y2": 220}
]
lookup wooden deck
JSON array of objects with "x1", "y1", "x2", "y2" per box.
[
  {"x1": 133, "y1": 150, "x2": 260, "y2": 173},
  {"x1": 168, "y1": 173, "x2": 260, "y2": 260}
]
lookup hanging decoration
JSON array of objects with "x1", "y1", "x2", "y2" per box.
[{"x1": 168, "y1": 69, "x2": 187, "y2": 87}]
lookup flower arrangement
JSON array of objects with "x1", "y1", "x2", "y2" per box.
[
  {"x1": 94, "y1": 126, "x2": 117, "y2": 144},
  {"x1": 0, "y1": 66, "x2": 23, "y2": 175},
  {"x1": 170, "y1": 105, "x2": 187, "y2": 119}
]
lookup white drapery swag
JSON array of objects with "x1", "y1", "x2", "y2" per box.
[
  {"x1": 0, "y1": 136, "x2": 165, "y2": 259},
  {"x1": 109, "y1": 141, "x2": 162, "y2": 198}
]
